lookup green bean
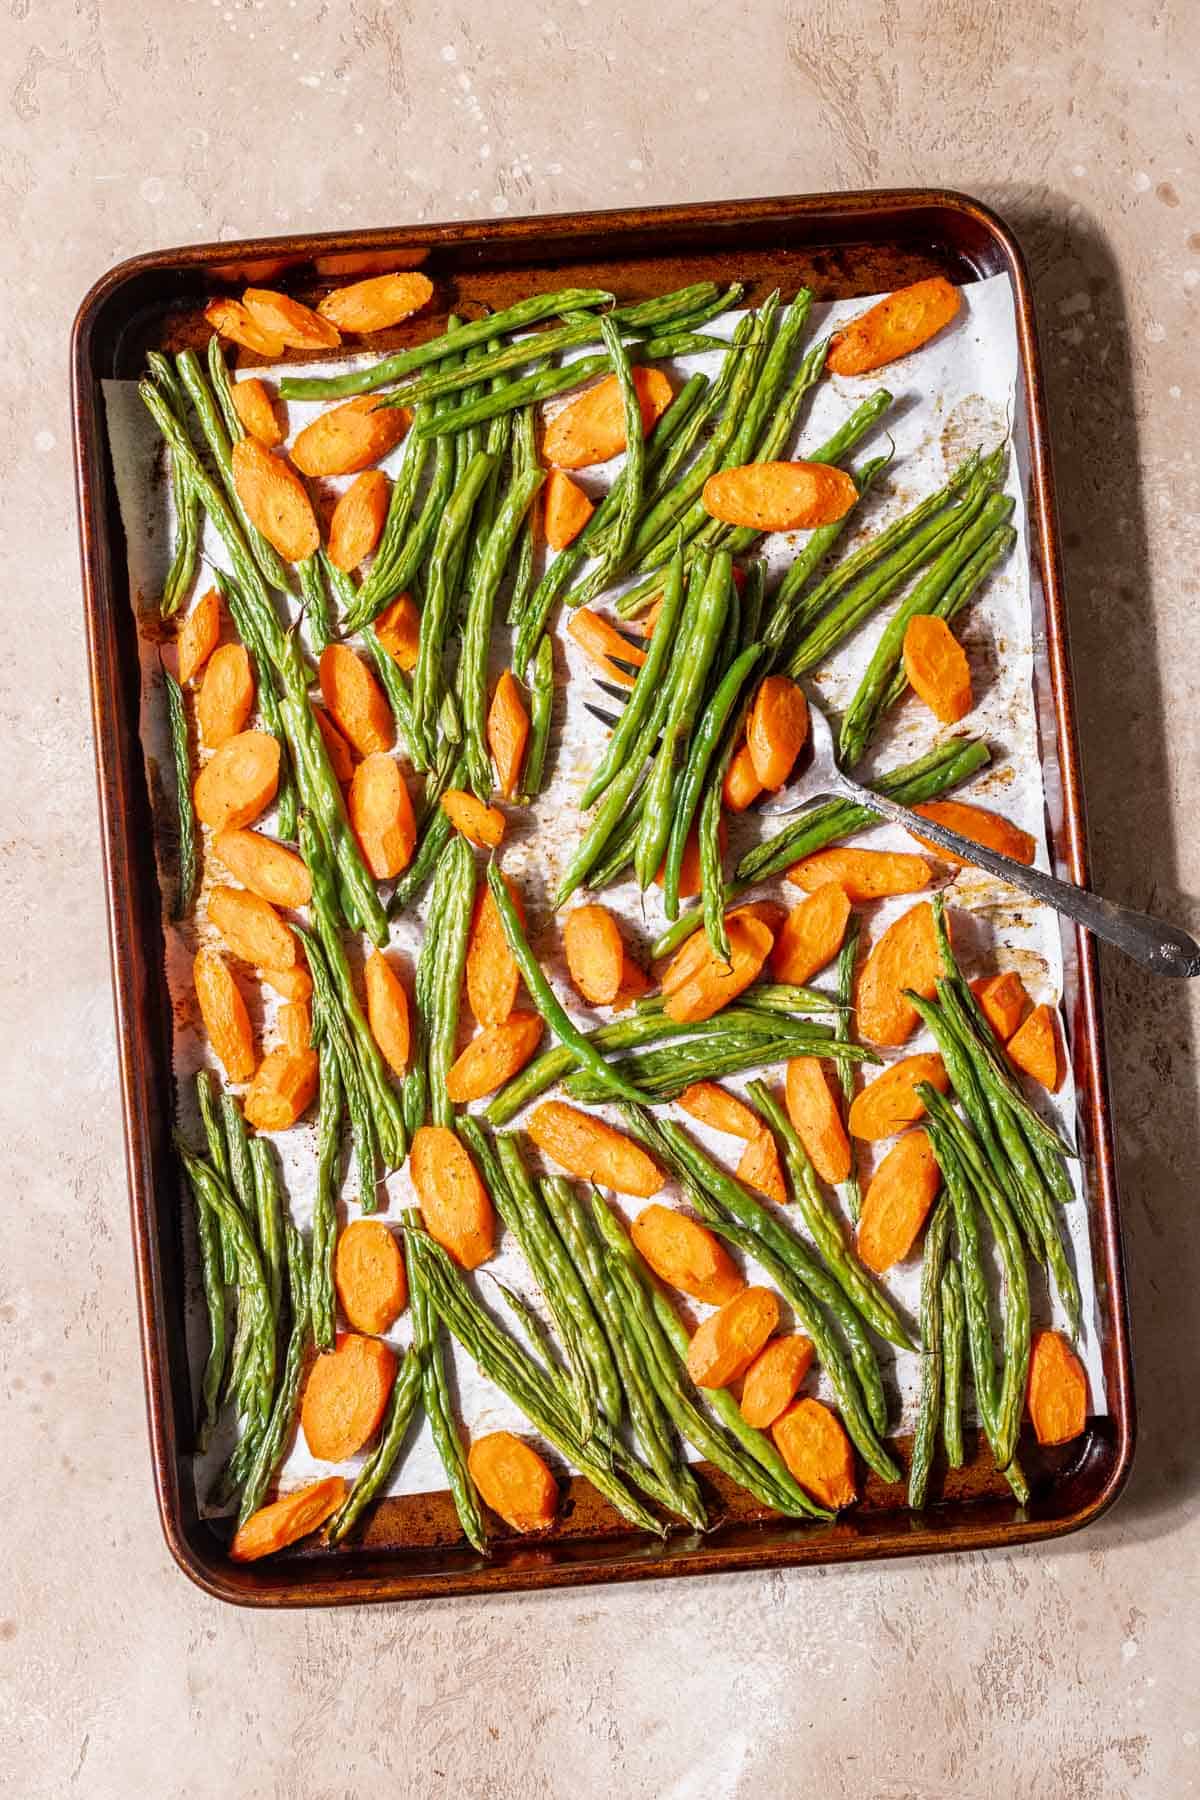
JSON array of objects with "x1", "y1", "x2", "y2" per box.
[
  {"x1": 175, "y1": 348, "x2": 293, "y2": 593},
  {"x1": 162, "y1": 669, "x2": 197, "y2": 919},
  {"x1": 402, "y1": 838, "x2": 450, "y2": 1134},
  {"x1": 518, "y1": 633, "x2": 555, "y2": 804},
  {"x1": 714, "y1": 983, "x2": 847, "y2": 1018},
  {"x1": 935, "y1": 961, "x2": 1073, "y2": 1161},
  {"x1": 194, "y1": 1071, "x2": 237, "y2": 1284},
  {"x1": 494, "y1": 1279, "x2": 562, "y2": 1370},
  {"x1": 310, "y1": 1046, "x2": 342, "y2": 1352},
  {"x1": 248, "y1": 1138, "x2": 285, "y2": 1332},
  {"x1": 907, "y1": 1193, "x2": 951, "y2": 1510},
  {"x1": 351, "y1": 421, "x2": 432, "y2": 619},
  {"x1": 427, "y1": 836, "x2": 476, "y2": 1128},
  {"x1": 564, "y1": 1025, "x2": 868, "y2": 1106},
  {"x1": 539, "y1": 1174, "x2": 627, "y2": 1427},
  {"x1": 756, "y1": 450, "x2": 894, "y2": 660},
  {"x1": 387, "y1": 759, "x2": 462, "y2": 916},
  {"x1": 459, "y1": 462, "x2": 545, "y2": 795},
  {"x1": 584, "y1": 313, "x2": 647, "y2": 596},
  {"x1": 579, "y1": 536, "x2": 687, "y2": 811},
  {"x1": 182, "y1": 1146, "x2": 226, "y2": 1449},
  {"x1": 209, "y1": 572, "x2": 300, "y2": 847},
  {"x1": 941, "y1": 1260, "x2": 966, "y2": 1469},
  {"x1": 876, "y1": 524, "x2": 1017, "y2": 722},
  {"x1": 661, "y1": 642, "x2": 764, "y2": 918},
  {"x1": 238, "y1": 1224, "x2": 311, "y2": 1524},
  {"x1": 698, "y1": 766, "x2": 730, "y2": 962},
  {"x1": 180, "y1": 1150, "x2": 275, "y2": 1423},
  {"x1": 407, "y1": 1209, "x2": 486, "y2": 1551},
  {"x1": 409, "y1": 448, "x2": 498, "y2": 756},
  {"x1": 922, "y1": 1107, "x2": 996, "y2": 1443},
  {"x1": 585, "y1": 789, "x2": 648, "y2": 889},
  {"x1": 304, "y1": 926, "x2": 380, "y2": 1209},
  {"x1": 296, "y1": 553, "x2": 334, "y2": 654},
  {"x1": 147, "y1": 353, "x2": 203, "y2": 618},
  {"x1": 326, "y1": 1347, "x2": 425, "y2": 1545},
  {"x1": 361, "y1": 622, "x2": 420, "y2": 763},
  {"x1": 833, "y1": 915, "x2": 864, "y2": 1223}
]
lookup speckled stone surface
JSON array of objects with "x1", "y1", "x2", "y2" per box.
[{"x1": 3, "y1": 2, "x2": 1199, "y2": 1794}]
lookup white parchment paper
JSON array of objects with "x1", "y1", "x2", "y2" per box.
[{"x1": 103, "y1": 271, "x2": 1105, "y2": 1510}]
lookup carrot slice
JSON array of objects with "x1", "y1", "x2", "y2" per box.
[
  {"x1": 197, "y1": 643, "x2": 255, "y2": 749},
  {"x1": 440, "y1": 789, "x2": 506, "y2": 848},
  {"x1": 786, "y1": 847, "x2": 932, "y2": 902},
  {"x1": 244, "y1": 1046, "x2": 319, "y2": 1130},
  {"x1": 610, "y1": 954, "x2": 653, "y2": 1013},
  {"x1": 209, "y1": 885, "x2": 299, "y2": 969},
  {"x1": 1006, "y1": 1002, "x2": 1064, "y2": 1092},
  {"x1": 736, "y1": 1128, "x2": 787, "y2": 1204},
  {"x1": 212, "y1": 828, "x2": 312, "y2": 908},
  {"x1": 563, "y1": 904, "x2": 625, "y2": 1006},
  {"x1": 847, "y1": 1054, "x2": 949, "y2": 1141},
  {"x1": 827, "y1": 277, "x2": 962, "y2": 376},
  {"x1": 300, "y1": 1333, "x2": 397, "y2": 1462},
  {"x1": 194, "y1": 730, "x2": 281, "y2": 832},
  {"x1": 770, "y1": 883, "x2": 852, "y2": 986},
  {"x1": 677, "y1": 1081, "x2": 760, "y2": 1139},
  {"x1": 855, "y1": 900, "x2": 945, "y2": 1046},
  {"x1": 771, "y1": 1397, "x2": 857, "y2": 1508},
  {"x1": 970, "y1": 971, "x2": 1031, "y2": 1041},
  {"x1": 543, "y1": 468, "x2": 595, "y2": 549},
  {"x1": 663, "y1": 915, "x2": 774, "y2": 1024},
  {"x1": 319, "y1": 643, "x2": 395, "y2": 757},
  {"x1": 903, "y1": 614, "x2": 973, "y2": 724},
  {"x1": 364, "y1": 949, "x2": 411, "y2": 1077},
  {"x1": 204, "y1": 297, "x2": 286, "y2": 359},
  {"x1": 567, "y1": 608, "x2": 647, "y2": 689},
  {"x1": 856, "y1": 1129, "x2": 941, "y2": 1272},
  {"x1": 317, "y1": 271, "x2": 434, "y2": 334},
  {"x1": 527, "y1": 1101, "x2": 664, "y2": 1198},
  {"x1": 544, "y1": 367, "x2": 673, "y2": 469},
  {"x1": 261, "y1": 963, "x2": 313, "y2": 1003},
  {"x1": 231, "y1": 376, "x2": 283, "y2": 448},
  {"x1": 468, "y1": 1431, "x2": 558, "y2": 1534},
  {"x1": 444, "y1": 1012, "x2": 544, "y2": 1103},
  {"x1": 194, "y1": 948, "x2": 255, "y2": 1082},
  {"x1": 487, "y1": 670, "x2": 530, "y2": 800},
  {"x1": 654, "y1": 818, "x2": 727, "y2": 899},
  {"x1": 631, "y1": 1202, "x2": 745, "y2": 1305},
  {"x1": 177, "y1": 587, "x2": 221, "y2": 686},
  {"x1": 785, "y1": 1057, "x2": 852, "y2": 1184},
  {"x1": 746, "y1": 675, "x2": 809, "y2": 790},
  {"x1": 686, "y1": 1286, "x2": 780, "y2": 1388},
  {"x1": 231, "y1": 438, "x2": 319, "y2": 562},
  {"x1": 348, "y1": 753, "x2": 416, "y2": 879},
  {"x1": 230, "y1": 1476, "x2": 349, "y2": 1561},
  {"x1": 243, "y1": 286, "x2": 341, "y2": 350},
  {"x1": 740, "y1": 1334, "x2": 815, "y2": 1429},
  {"x1": 335, "y1": 1219, "x2": 407, "y2": 1335},
  {"x1": 290, "y1": 395, "x2": 411, "y2": 477},
  {"x1": 910, "y1": 800, "x2": 1036, "y2": 871},
  {"x1": 278, "y1": 999, "x2": 312, "y2": 1055},
  {"x1": 410, "y1": 1126, "x2": 496, "y2": 1270},
  {"x1": 466, "y1": 876, "x2": 524, "y2": 1027},
  {"x1": 328, "y1": 469, "x2": 390, "y2": 571},
  {"x1": 312, "y1": 704, "x2": 357, "y2": 782},
  {"x1": 1026, "y1": 1329, "x2": 1087, "y2": 1445},
  {"x1": 702, "y1": 461, "x2": 859, "y2": 532},
  {"x1": 374, "y1": 591, "x2": 420, "y2": 672},
  {"x1": 722, "y1": 741, "x2": 764, "y2": 812}
]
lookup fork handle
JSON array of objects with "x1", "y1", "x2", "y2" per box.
[{"x1": 840, "y1": 777, "x2": 1200, "y2": 978}]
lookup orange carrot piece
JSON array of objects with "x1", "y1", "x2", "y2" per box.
[
  {"x1": 444, "y1": 1012, "x2": 544, "y2": 1103},
  {"x1": 440, "y1": 788, "x2": 506, "y2": 848},
  {"x1": 410, "y1": 1126, "x2": 496, "y2": 1270},
  {"x1": 209, "y1": 885, "x2": 299, "y2": 969},
  {"x1": 319, "y1": 643, "x2": 395, "y2": 757},
  {"x1": 1006, "y1": 1002, "x2": 1064, "y2": 1092},
  {"x1": 677, "y1": 1081, "x2": 759, "y2": 1140},
  {"x1": 212, "y1": 828, "x2": 312, "y2": 908},
  {"x1": 739, "y1": 1334, "x2": 815, "y2": 1429},
  {"x1": 334, "y1": 1219, "x2": 407, "y2": 1335},
  {"x1": 544, "y1": 367, "x2": 673, "y2": 469},
  {"x1": 567, "y1": 608, "x2": 647, "y2": 689},
  {"x1": 204, "y1": 297, "x2": 285, "y2": 359},
  {"x1": 855, "y1": 900, "x2": 946, "y2": 1046},
  {"x1": 786, "y1": 846, "x2": 932, "y2": 902},
  {"x1": 194, "y1": 948, "x2": 255, "y2": 1082},
  {"x1": 197, "y1": 643, "x2": 255, "y2": 749},
  {"x1": 243, "y1": 286, "x2": 341, "y2": 350},
  {"x1": 364, "y1": 950, "x2": 411, "y2": 1077},
  {"x1": 193, "y1": 729, "x2": 281, "y2": 832},
  {"x1": 244, "y1": 1046, "x2": 319, "y2": 1130},
  {"x1": 662, "y1": 914, "x2": 774, "y2": 1024},
  {"x1": 312, "y1": 704, "x2": 357, "y2": 782},
  {"x1": 231, "y1": 437, "x2": 319, "y2": 562},
  {"x1": 229, "y1": 1476, "x2": 349, "y2": 1562},
  {"x1": 722, "y1": 741, "x2": 764, "y2": 813},
  {"x1": 702, "y1": 461, "x2": 859, "y2": 532},
  {"x1": 278, "y1": 999, "x2": 312, "y2": 1055},
  {"x1": 785, "y1": 1057, "x2": 852, "y2": 1184},
  {"x1": 317, "y1": 271, "x2": 434, "y2": 334},
  {"x1": 848, "y1": 1054, "x2": 949, "y2": 1141},
  {"x1": 770, "y1": 883, "x2": 852, "y2": 986},
  {"x1": 856, "y1": 1129, "x2": 941, "y2": 1272},
  {"x1": 543, "y1": 468, "x2": 595, "y2": 549},
  {"x1": 300, "y1": 1333, "x2": 397, "y2": 1462},
  {"x1": 736, "y1": 1128, "x2": 788, "y2": 1204},
  {"x1": 970, "y1": 971, "x2": 1031, "y2": 1041},
  {"x1": 828, "y1": 277, "x2": 962, "y2": 377},
  {"x1": 290, "y1": 395, "x2": 410, "y2": 477},
  {"x1": 630, "y1": 1203, "x2": 745, "y2": 1306},
  {"x1": 1026, "y1": 1329, "x2": 1088, "y2": 1445},
  {"x1": 374, "y1": 591, "x2": 420, "y2": 672},
  {"x1": 771, "y1": 1397, "x2": 857, "y2": 1508},
  {"x1": 231, "y1": 376, "x2": 283, "y2": 448},
  {"x1": 328, "y1": 469, "x2": 390, "y2": 571},
  {"x1": 746, "y1": 675, "x2": 809, "y2": 790},
  {"x1": 468, "y1": 1431, "x2": 558, "y2": 1534},
  {"x1": 261, "y1": 963, "x2": 313, "y2": 1003},
  {"x1": 903, "y1": 614, "x2": 973, "y2": 724},
  {"x1": 466, "y1": 877, "x2": 524, "y2": 1027},
  {"x1": 654, "y1": 818, "x2": 727, "y2": 898},
  {"x1": 177, "y1": 587, "x2": 221, "y2": 686},
  {"x1": 686, "y1": 1286, "x2": 780, "y2": 1389},
  {"x1": 563, "y1": 903, "x2": 625, "y2": 1006},
  {"x1": 487, "y1": 671, "x2": 530, "y2": 800},
  {"x1": 610, "y1": 954, "x2": 653, "y2": 1012},
  {"x1": 658, "y1": 902, "x2": 782, "y2": 999},
  {"x1": 910, "y1": 799, "x2": 1036, "y2": 870},
  {"x1": 527, "y1": 1101, "x2": 664, "y2": 1199},
  {"x1": 348, "y1": 752, "x2": 416, "y2": 878}
]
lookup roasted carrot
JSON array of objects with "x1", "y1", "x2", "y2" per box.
[
  {"x1": 746, "y1": 675, "x2": 809, "y2": 790},
  {"x1": 212, "y1": 828, "x2": 312, "y2": 908},
  {"x1": 466, "y1": 876, "x2": 524, "y2": 1027},
  {"x1": 544, "y1": 366, "x2": 673, "y2": 469},
  {"x1": 229, "y1": 1476, "x2": 349, "y2": 1561},
  {"x1": 410, "y1": 1125, "x2": 496, "y2": 1270},
  {"x1": 467, "y1": 1431, "x2": 559, "y2": 1533},
  {"x1": 319, "y1": 643, "x2": 395, "y2": 757},
  {"x1": 662, "y1": 914, "x2": 774, "y2": 1024},
  {"x1": 194, "y1": 948, "x2": 255, "y2": 1082},
  {"x1": 444, "y1": 1013, "x2": 544, "y2": 1103},
  {"x1": 194, "y1": 730, "x2": 281, "y2": 832},
  {"x1": 677, "y1": 1080, "x2": 760, "y2": 1139},
  {"x1": 787, "y1": 846, "x2": 932, "y2": 902},
  {"x1": 611, "y1": 954, "x2": 654, "y2": 1012},
  {"x1": 567, "y1": 608, "x2": 647, "y2": 689},
  {"x1": 910, "y1": 799, "x2": 1036, "y2": 870},
  {"x1": 231, "y1": 437, "x2": 319, "y2": 562},
  {"x1": 543, "y1": 468, "x2": 595, "y2": 549},
  {"x1": 847, "y1": 1054, "x2": 949, "y2": 1141},
  {"x1": 826, "y1": 277, "x2": 962, "y2": 377},
  {"x1": 702, "y1": 461, "x2": 858, "y2": 532},
  {"x1": 631, "y1": 1202, "x2": 744, "y2": 1305},
  {"x1": 313, "y1": 704, "x2": 357, "y2": 782},
  {"x1": 364, "y1": 949, "x2": 411, "y2": 1077},
  {"x1": 317, "y1": 271, "x2": 435, "y2": 334},
  {"x1": 855, "y1": 900, "x2": 945, "y2": 1046},
  {"x1": 785, "y1": 1057, "x2": 852, "y2": 1184},
  {"x1": 771, "y1": 1397, "x2": 857, "y2": 1508},
  {"x1": 300, "y1": 1333, "x2": 397, "y2": 1462},
  {"x1": 770, "y1": 883, "x2": 852, "y2": 986},
  {"x1": 564, "y1": 904, "x2": 625, "y2": 1006},
  {"x1": 527, "y1": 1101, "x2": 664, "y2": 1198},
  {"x1": 440, "y1": 788, "x2": 506, "y2": 848},
  {"x1": 722, "y1": 741, "x2": 764, "y2": 813},
  {"x1": 903, "y1": 613, "x2": 973, "y2": 724},
  {"x1": 487, "y1": 671, "x2": 530, "y2": 800},
  {"x1": 261, "y1": 963, "x2": 313, "y2": 1003},
  {"x1": 970, "y1": 971, "x2": 1031, "y2": 1041},
  {"x1": 856, "y1": 1129, "x2": 941, "y2": 1272},
  {"x1": 348, "y1": 752, "x2": 416, "y2": 878},
  {"x1": 736, "y1": 1128, "x2": 788, "y2": 1204},
  {"x1": 177, "y1": 586, "x2": 221, "y2": 686},
  {"x1": 328, "y1": 469, "x2": 390, "y2": 571},
  {"x1": 1006, "y1": 1002, "x2": 1063, "y2": 1092},
  {"x1": 1026, "y1": 1329, "x2": 1087, "y2": 1445},
  {"x1": 374, "y1": 591, "x2": 421, "y2": 672},
  {"x1": 243, "y1": 286, "x2": 341, "y2": 350},
  {"x1": 209, "y1": 885, "x2": 300, "y2": 969},
  {"x1": 205, "y1": 297, "x2": 285, "y2": 359},
  {"x1": 244, "y1": 1045, "x2": 319, "y2": 1130},
  {"x1": 334, "y1": 1219, "x2": 408, "y2": 1335},
  {"x1": 686, "y1": 1285, "x2": 780, "y2": 1389},
  {"x1": 654, "y1": 819, "x2": 727, "y2": 899},
  {"x1": 739, "y1": 1334, "x2": 815, "y2": 1429},
  {"x1": 290, "y1": 395, "x2": 411, "y2": 477},
  {"x1": 659, "y1": 903, "x2": 782, "y2": 995},
  {"x1": 231, "y1": 376, "x2": 283, "y2": 448},
  {"x1": 197, "y1": 642, "x2": 255, "y2": 748},
  {"x1": 278, "y1": 999, "x2": 312, "y2": 1055}
]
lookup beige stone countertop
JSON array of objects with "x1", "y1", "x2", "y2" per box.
[{"x1": 3, "y1": 1, "x2": 1199, "y2": 1794}]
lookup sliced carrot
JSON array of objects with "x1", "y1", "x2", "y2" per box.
[
  {"x1": 230, "y1": 1476, "x2": 349, "y2": 1562},
  {"x1": 662, "y1": 915, "x2": 774, "y2": 1024},
  {"x1": 856, "y1": 1129, "x2": 941, "y2": 1272},
  {"x1": 440, "y1": 788, "x2": 506, "y2": 848},
  {"x1": 610, "y1": 954, "x2": 653, "y2": 1012},
  {"x1": 855, "y1": 900, "x2": 945, "y2": 1046},
  {"x1": 736, "y1": 1128, "x2": 787, "y2": 1204},
  {"x1": 487, "y1": 671, "x2": 530, "y2": 800},
  {"x1": 703, "y1": 461, "x2": 858, "y2": 532},
  {"x1": 466, "y1": 876, "x2": 524, "y2": 1027},
  {"x1": 177, "y1": 587, "x2": 221, "y2": 686},
  {"x1": 290, "y1": 395, "x2": 411, "y2": 477},
  {"x1": 364, "y1": 949, "x2": 411, "y2": 1077},
  {"x1": 631, "y1": 1203, "x2": 744, "y2": 1306},
  {"x1": 910, "y1": 799, "x2": 1037, "y2": 870},
  {"x1": 374, "y1": 591, "x2": 420, "y2": 672},
  {"x1": 567, "y1": 608, "x2": 646, "y2": 689},
  {"x1": 1006, "y1": 1002, "x2": 1063, "y2": 1092},
  {"x1": 328, "y1": 469, "x2": 390, "y2": 571},
  {"x1": 319, "y1": 643, "x2": 395, "y2": 757},
  {"x1": 658, "y1": 900, "x2": 783, "y2": 997},
  {"x1": 785, "y1": 1057, "x2": 852, "y2": 1184},
  {"x1": 231, "y1": 437, "x2": 319, "y2": 562},
  {"x1": 335, "y1": 1219, "x2": 407, "y2": 1335},
  {"x1": 231, "y1": 376, "x2": 283, "y2": 448},
  {"x1": 827, "y1": 278, "x2": 962, "y2": 377},
  {"x1": 261, "y1": 963, "x2": 313, "y2": 1003},
  {"x1": 686, "y1": 1286, "x2": 780, "y2": 1389},
  {"x1": 212, "y1": 828, "x2": 312, "y2": 908},
  {"x1": 848, "y1": 1054, "x2": 949, "y2": 1141},
  {"x1": 444, "y1": 1012, "x2": 544, "y2": 1103},
  {"x1": 209, "y1": 885, "x2": 299, "y2": 969},
  {"x1": 544, "y1": 367, "x2": 673, "y2": 469},
  {"x1": 770, "y1": 883, "x2": 852, "y2": 986},
  {"x1": 787, "y1": 846, "x2": 932, "y2": 902},
  {"x1": 746, "y1": 675, "x2": 809, "y2": 790},
  {"x1": 739, "y1": 1335, "x2": 815, "y2": 1429},
  {"x1": 197, "y1": 643, "x2": 255, "y2": 748},
  {"x1": 468, "y1": 1431, "x2": 558, "y2": 1534},
  {"x1": 243, "y1": 286, "x2": 341, "y2": 350},
  {"x1": 312, "y1": 704, "x2": 357, "y2": 782},
  {"x1": 244, "y1": 1046, "x2": 319, "y2": 1130},
  {"x1": 194, "y1": 730, "x2": 281, "y2": 832},
  {"x1": 527, "y1": 1101, "x2": 664, "y2": 1199},
  {"x1": 300, "y1": 1333, "x2": 397, "y2": 1462},
  {"x1": 410, "y1": 1126, "x2": 495, "y2": 1270},
  {"x1": 677, "y1": 1080, "x2": 759, "y2": 1139},
  {"x1": 903, "y1": 614, "x2": 973, "y2": 724},
  {"x1": 771, "y1": 1397, "x2": 857, "y2": 1508},
  {"x1": 348, "y1": 753, "x2": 416, "y2": 878},
  {"x1": 970, "y1": 971, "x2": 1031, "y2": 1041},
  {"x1": 563, "y1": 904, "x2": 625, "y2": 1006},
  {"x1": 722, "y1": 741, "x2": 764, "y2": 812},
  {"x1": 543, "y1": 468, "x2": 595, "y2": 549},
  {"x1": 194, "y1": 948, "x2": 255, "y2": 1082},
  {"x1": 1026, "y1": 1329, "x2": 1088, "y2": 1445},
  {"x1": 317, "y1": 271, "x2": 435, "y2": 334},
  {"x1": 204, "y1": 297, "x2": 286, "y2": 359},
  {"x1": 654, "y1": 818, "x2": 727, "y2": 898},
  {"x1": 278, "y1": 999, "x2": 312, "y2": 1055}
]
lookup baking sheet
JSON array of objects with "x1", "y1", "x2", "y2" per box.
[{"x1": 102, "y1": 270, "x2": 1105, "y2": 1513}]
